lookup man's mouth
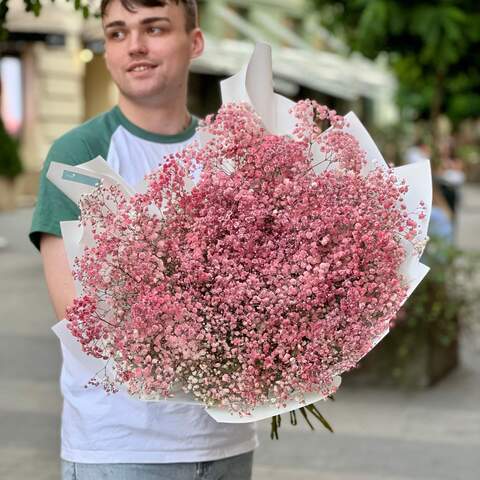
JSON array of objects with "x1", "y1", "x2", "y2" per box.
[{"x1": 127, "y1": 63, "x2": 157, "y2": 73}]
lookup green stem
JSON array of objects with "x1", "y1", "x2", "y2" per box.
[
  {"x1": 299, "y1": 407, "x2": 315, "y2": 430},
  {"x1": 305, "y1": 404, "x2": 334, "y2": 433},
  {"x1": 269, "y1": 405, "x2": 334, "y2": 439},
  {"x1": 270, "y1": 415, "x2": 280, "y2": 440}
]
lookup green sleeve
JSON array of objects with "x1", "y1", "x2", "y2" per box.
[{"x1": 29, "y1": 133, "x2": 93, "y2": 251}]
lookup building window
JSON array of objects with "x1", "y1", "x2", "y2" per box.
[{"x1": 0, "y1": 56, "x2": 23, "y2": 137}]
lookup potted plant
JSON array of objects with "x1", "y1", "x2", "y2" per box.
[{"x1": 347, "y1": 234, "x2": 479, "y2": 388}]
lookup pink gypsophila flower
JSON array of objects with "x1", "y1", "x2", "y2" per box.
[{"x1": 67, "y1": 102, "x2": 417, "y2": 413}]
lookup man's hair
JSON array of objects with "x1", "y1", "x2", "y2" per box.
[{"x1": 100, "y1": 0, "x2": 198, "y2": 32}]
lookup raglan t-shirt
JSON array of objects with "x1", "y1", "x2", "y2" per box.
[{"x1": 29, "y1": 106, "x2": 258, "y2": 464}]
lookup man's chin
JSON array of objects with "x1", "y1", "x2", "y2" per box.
[{"x1": 121, "y1": 88, "x2": 169, "y2": 106}]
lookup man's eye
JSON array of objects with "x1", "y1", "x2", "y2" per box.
[
  {"x1": 109, "y1": 30, "x2": 126, "y2": 40},
  {"x1": 148, "y1": 26, "x2": 164, "y2": 35}
]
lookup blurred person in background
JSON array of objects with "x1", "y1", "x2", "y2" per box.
[
  {"x1": 404, "y1": 136, "x2": 431, "y2": 165},
  {"x1": 429, "y1": 182, "x2": 454, "y2": 244},
  {"x1": 435, "y1": 137, "x2": 465, "y2": 222},
  {"x1": 415, "y1": 182, "x2": 454, "y2": 274},
  {"x1": 404, "y1": 132, "x2": 463, "y2": 233}
]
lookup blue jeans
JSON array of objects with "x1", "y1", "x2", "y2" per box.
[{"x1": 61, "y1": 451, "x2": 254, "y2": 480}]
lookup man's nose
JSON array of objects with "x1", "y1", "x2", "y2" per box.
[{"x1": 128, "y1": 32, "x2": 148, "y2": 56}]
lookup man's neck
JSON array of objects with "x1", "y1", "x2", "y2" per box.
[{"x1": 118, "y1": 96, "x2": 191, "y2": 136}]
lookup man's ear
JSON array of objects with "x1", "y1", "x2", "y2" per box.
[
  {"x1": 190, "y1": 29, "x2": 205, "y2": 60},
  {"x1": 104, "y1": 49, "x2": 112, "y2": 73}
]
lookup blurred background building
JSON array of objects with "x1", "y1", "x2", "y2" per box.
[{"x1": 1, "y1": 0, "x2": 396, "y2": 204}]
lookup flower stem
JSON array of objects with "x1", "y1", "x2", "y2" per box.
[{"x1": 269, "y1": 404, "x2": 333, "y2": 439}]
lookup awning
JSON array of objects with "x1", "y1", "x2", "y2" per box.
[
  {"x1": 191, "y1": 36, "x2": 395, "y2": 101},
  {"x1": 190, "y1": 5, "x2": 395, "y2": 101}
]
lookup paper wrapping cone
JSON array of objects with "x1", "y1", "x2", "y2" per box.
[{"x1": 48, "y1": 43, "x2": 432, "y2": 423}]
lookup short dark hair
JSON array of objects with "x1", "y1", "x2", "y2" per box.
[{"x1": 100, "y1": 0, "x2": 198, "y2": 32}]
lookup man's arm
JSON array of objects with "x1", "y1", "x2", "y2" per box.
[
  {"x1": 40, "y1": 234, "x2": 76, "y2": 321},
  {"x1": 30, "y1": 135, "x2": 89, "y2": 318}
]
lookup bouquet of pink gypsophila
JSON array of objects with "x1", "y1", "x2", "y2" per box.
[
  {"x1": 47, "y1": 44, "x2": 431, "y2": 438},
  {"x1": 63, "y1": 98, "x2": 430, "y2": 437}
]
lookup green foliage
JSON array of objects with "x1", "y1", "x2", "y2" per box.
[
  {"x1": 351, "y1": 236, "x2": 480, "y2": 387},
  {"x1": 0, "y1": 0, "x2": 92, "y2": 35},
  {"x1": 388, "y1": 237, "x2": 479, "y2": 383},
  {"x1": 310, "y1": 0, "x2": 480, "y2": 124},
  {"x1": 0, "y1": 118, "x2": 22, "y2": 179},
  {"x1": 405, "y1": 237, "x2": 478, "y2": 345}
]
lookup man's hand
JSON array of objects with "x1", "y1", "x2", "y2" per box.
[{"x1": 40, "y1": 234, "x2": 76, "y2": 321}]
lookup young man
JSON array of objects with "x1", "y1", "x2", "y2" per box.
[{"x1": 29, "y1": 1, "x2": 258, "y2": 478}]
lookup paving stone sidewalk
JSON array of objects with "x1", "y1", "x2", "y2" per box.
[{"x1": 0, "y1": 186, "x2": 479, "y2": 480}]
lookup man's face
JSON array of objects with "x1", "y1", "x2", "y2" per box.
[{"x1": 103, "y1": 0, "x2": 202, "y2": 105}]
